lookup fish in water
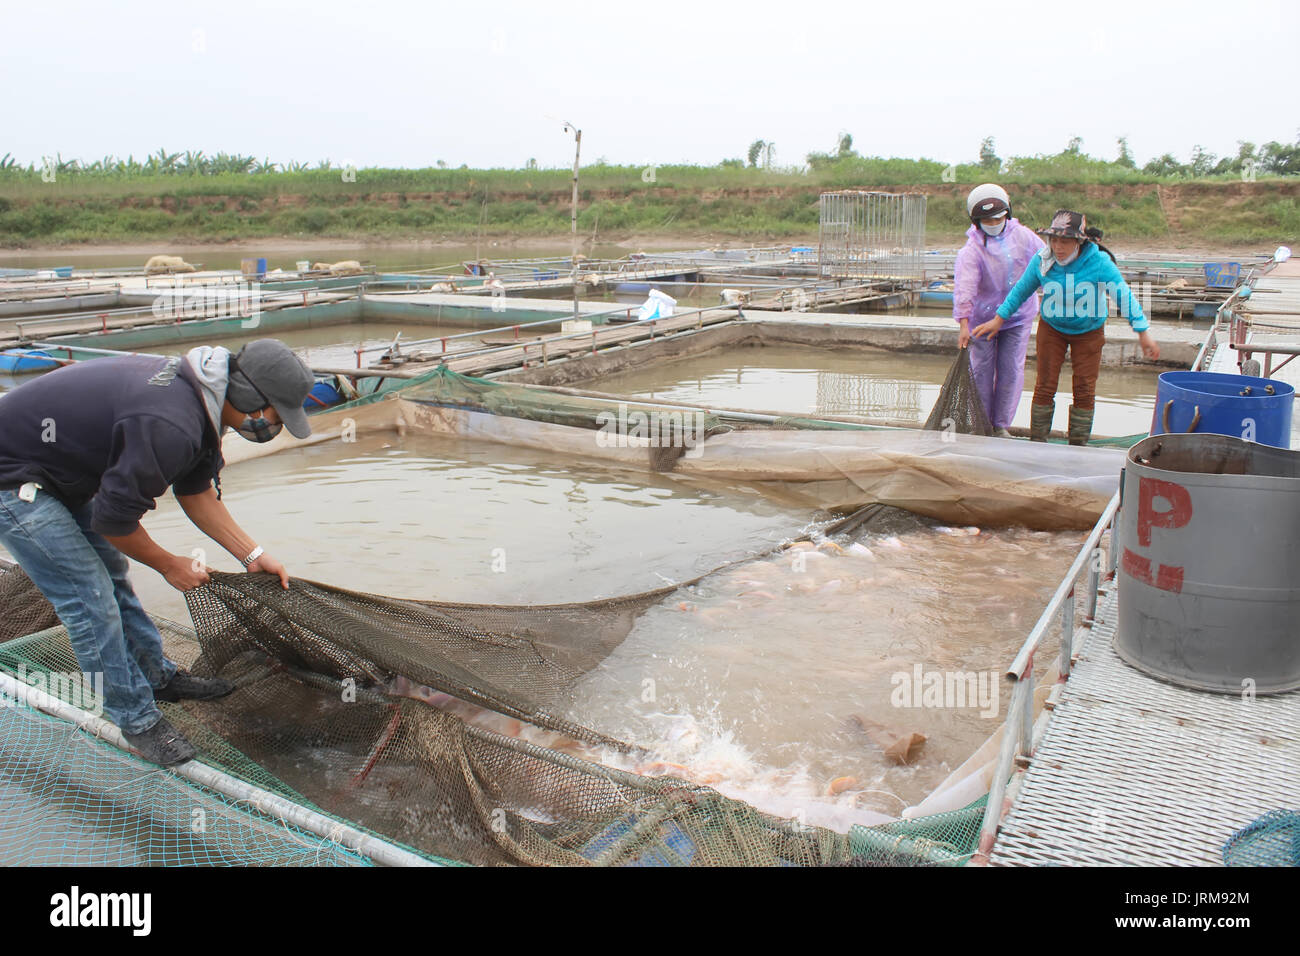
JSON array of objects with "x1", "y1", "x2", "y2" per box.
[
  {"x1": 847, "y1": 542, "x2": 875, "y2": 559},
  {"x1": 849, "y1": 714, "x2": 927, "y2": 766},
  {"x1": 827, "y1": 775, "x2": 858, "y2": 796},
  {"x1": 879, "y1": 536, "x2": 904, "y2": 550},
  {"x1": 934, "y1": 526, "x2": 981, "y2": 537}
]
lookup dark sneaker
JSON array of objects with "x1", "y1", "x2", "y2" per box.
[
  {"x1": 123, "y1": 716, "x2": 197, "y2": 767},
  {"x1": 155, "y1": 669, "x2": 235, "y2": 702}
]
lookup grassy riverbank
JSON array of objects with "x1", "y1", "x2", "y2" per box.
[{"x1": 2, "y1": 161, "x2": 1297, "y2": 247}]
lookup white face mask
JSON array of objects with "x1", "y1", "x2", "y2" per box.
[
  {"x1": 980, "y1": 219, "x2": 1006, "y2": 237},
  {"x1": 1056, "y1": 245, "x2": 1080, "y2": 266}
]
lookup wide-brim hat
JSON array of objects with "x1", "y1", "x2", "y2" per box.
[{"x1": 1038, "y1": 209, "x2": 1088, "y2": 240}]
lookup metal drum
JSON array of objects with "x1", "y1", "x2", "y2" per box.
[
  {"x1": 1116, "y1": 433, "x2": 1300, "y2": 694},
  {"x1": 1150, "y1": 371, "x2": 1294, "y2": 449}
]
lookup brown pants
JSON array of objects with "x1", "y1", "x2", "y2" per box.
[{"x1": 1033, "y1": 321, "x2": 1105, "y2": 410}]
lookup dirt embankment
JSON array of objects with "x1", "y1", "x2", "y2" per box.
[
  {"x1": 3, "y1": 180, "x2": 1294, "y2": 253},
  {"x1": 20, "y1": 180, "x2": 1300, "y2": 213}
]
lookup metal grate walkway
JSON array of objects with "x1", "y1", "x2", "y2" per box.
[{"x1": 990, "y1": 583, "x2": 1300, "y2": 866}]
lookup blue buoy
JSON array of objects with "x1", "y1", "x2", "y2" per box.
[{"x1": 1151, "y1": 370, "x2": 1294, "y2": 448}]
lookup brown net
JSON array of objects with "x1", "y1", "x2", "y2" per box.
[
  {"x1": 183, "y1": 572, "x2": 676, "y2": 752},
  {"x1": 0, "y1": 559, "x2": 59, "y2": 643},
  {"x1": 923, "y1": 348, "x2": 993, "y2": 436},
  {"x1": 173, "y1": 661, "x2": 855, "y2": 866}
]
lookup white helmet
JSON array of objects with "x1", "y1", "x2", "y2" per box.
[{"x1": 967, "y1": 183, "x2": 1011, "y2": 220}]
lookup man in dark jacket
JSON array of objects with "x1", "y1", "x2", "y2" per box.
[{"x1": 0, "y1": 339, "x2": 314, "y2": 766}]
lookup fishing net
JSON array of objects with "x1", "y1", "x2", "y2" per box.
[
  {"x1": 840, "y1": 798, "x2": 987, "y2": 866},
  {"x1": 327, "y1": 367, "x2": 1120, "y2": 529},
  {"x1": 1222, "y1": 810, "x2": 1300, "y2": 867},
  {"x1": 183, "y1": 572, "x2": 676, "y2": 751},
  {"x1": 0, "y1": 498, "x2": 991, "y2": 867},
  {"x1": 0, "y1": 621, "x2": 383, "y2": 867},
  {"x1": 923, "y1": 348, "x2": 992, "y2": 436},
  {"x1": 397, "y1": 366, "x2": 733, "y2": 471},
  {"x1": 0, "y1": 559, "x2": 58, "y2": 643}
]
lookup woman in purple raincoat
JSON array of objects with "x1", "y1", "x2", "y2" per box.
[{"x1": 954, "y1": 184, "x2": 1045, "y2": 437}]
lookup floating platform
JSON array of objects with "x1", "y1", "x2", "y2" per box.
[{"x1": 988, "y1": 584, "x2": 1299, "y2": 865}]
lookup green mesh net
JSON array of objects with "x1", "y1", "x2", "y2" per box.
[{"x1": 1222, "y1": 810, "x2": 1300, "y2": 867}]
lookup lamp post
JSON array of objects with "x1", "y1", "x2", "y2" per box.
[{"x1": 562, "y1": 120, "x2": 582, "y2": 321}]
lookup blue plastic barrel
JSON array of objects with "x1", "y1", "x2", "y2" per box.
[
  {"x1": 1150, "y1": 370, "x2": 1294, "y2": 449},
  {"x1": 303, "y1": 380, "x2": 342, "y2": 409},
  {"x1": 0, "y1": 349, "x2": 60, "y2": 374}
]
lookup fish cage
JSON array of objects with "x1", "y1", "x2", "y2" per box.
[{"x1": 818, "y1": 191, "x2": 927, "y2": 280}]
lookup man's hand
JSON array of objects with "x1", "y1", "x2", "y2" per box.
[
  {"x1": 163, "y1": 554, "x2": 211, "y2": 592},
  {"x1": 1138, "y1": 330, "x2": 1160, "y2": 360},
  {"x1": 972, "y1": 315, "x2": 1005, "y2": 340},
  {"x1": 247, "y1": 552, "x2": 290, "y2": 590},
  {"x1": 957, "y1": 319, "x2": 972, "y2": 349}
]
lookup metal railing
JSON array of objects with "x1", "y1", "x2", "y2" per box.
[
  {"x1": 975, "y1": 490, "x2": 1121, "y2": 863},
  {"x1": 345, "y1": 301, "x2": 744, "y2": 371}
]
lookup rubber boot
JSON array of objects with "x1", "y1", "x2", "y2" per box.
[
  {"x1": 1068, "y1": 405, "x2": 1094, "y2": 446},
  {"x1": 1029, "y1": 402, "x2": 1054, "y2": 443}
]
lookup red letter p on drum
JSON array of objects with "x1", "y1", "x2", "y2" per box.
[{"x1": 1136, "y1": 477, "x2": 1193, "y2": 547}]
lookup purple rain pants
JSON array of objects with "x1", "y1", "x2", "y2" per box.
[{"x1": 968, "y1": 319, "x2": 1032, "y2": 430}]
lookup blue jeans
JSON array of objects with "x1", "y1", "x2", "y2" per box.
[{"x1": 0, "y1": 487, "x2": 177, "y2": 734}]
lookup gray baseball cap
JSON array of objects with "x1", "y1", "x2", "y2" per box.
[{"x1": 226, "y1": 340, "x2": 315, "y2": 439}]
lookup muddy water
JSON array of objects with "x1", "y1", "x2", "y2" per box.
[
  {"x1": 567, "y1": 524, "x2": 1082, "y2": 824},
  {"x1": 129, "y1": 430, "x2": 804, "y2": 624},
  {"x1": 592, "y1": 344, "x2": 1164, "y2": 438},
  {"x1": 120, "y1": 429, "x2": 1083, "y2": 825},
  {"x1": 151, "y1": 321, "x2": 477, "y2": 369}
]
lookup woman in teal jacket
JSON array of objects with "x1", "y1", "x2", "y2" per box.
[{"x1": 975, "y1": 210, "x2": 1160, "y2": 444}]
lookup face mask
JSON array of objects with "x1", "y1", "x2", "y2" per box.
[
  {"x1": 980, "y1": 219, "x2": 1006, "y2": 237},
  {"x1": 235, "y1": 416, "x2": 283, "y2": 443},
  {"x1": 1055, "y1": 245, "x2": 1080, "y2": 267}
]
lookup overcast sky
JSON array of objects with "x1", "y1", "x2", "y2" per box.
[{"x1": 3, "y1": 0, "x2": 1294, "y2": 172}]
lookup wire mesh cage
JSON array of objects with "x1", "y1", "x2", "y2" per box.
[{"x1": 818, "y1": 191, "x2": 927, "y2": 280}]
